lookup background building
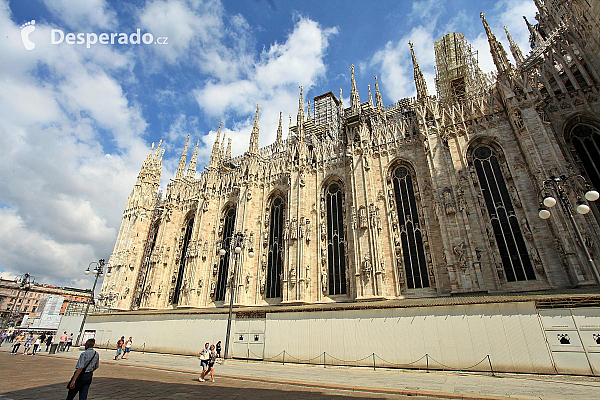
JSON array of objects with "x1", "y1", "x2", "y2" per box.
[{"x1": 0, "y1": 278, "x2": 91, "y2": 328}]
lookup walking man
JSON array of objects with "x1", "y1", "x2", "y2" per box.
[
  {"x1": 198, "y1": 342, "x2": 210, "y2": 382},
  {"x1": 11, "y1": 333, "x2": 24, "y2": 354},
  {"x1": 45, "y1": 334, "x2": 53, "y2": 352},
  {"x1": 59, "y1": 331, "x2": 68, "y2": 351},
  {"x1": 65, "y1": 333, "x2": 74, "y2": 351},
  {"x1": 66, "y1": 338, "x2": 99, "y2": 400},
  {"x1": 114, "y1": 336, "x2": 125, "y2": 360}
]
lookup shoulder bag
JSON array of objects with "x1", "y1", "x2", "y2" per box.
[{"x1": 67, "y1": 351, "x2": 98, "y2": 390}]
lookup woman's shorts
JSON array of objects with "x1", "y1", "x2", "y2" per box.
[
  {"x1": 200, "y1": 360, "x2": 209, "y2": 368},
  {"x1": 125, "y1": 347, "x2": 131, "y2": 353}
]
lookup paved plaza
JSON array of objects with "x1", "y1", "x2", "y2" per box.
[{"x1": 1, "y1": 347, "x2": 600, "y2": 399}]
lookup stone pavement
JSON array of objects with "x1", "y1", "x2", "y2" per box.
[{"x1": 1, "y1": 346, "x2": 599, "y2": 399}]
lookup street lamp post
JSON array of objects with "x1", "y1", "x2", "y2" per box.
[
  {"x1": 75, "y1": 259, "x2": 111, "y2": 347},
  {"x1": 538, "y1": 174, "x2": 600, "y2": 285},
  {"x1": 2, "y1": 273, "x2": 35, "y2": 329},
  {"x1": 219, "y1": 232, "x2": 255, "y2": 361}
]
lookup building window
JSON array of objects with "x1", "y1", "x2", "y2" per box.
[
  {"x1": 266, "y1": 196, "x2": 285, "y2": 298},
  {"x1": 325, "y1": 182, "x2": 347, "y2": 295},
  {"x1": 391, "y1": 165, "x2": 429, "y2": 289},
  {"x1": 472, "y1": 145, "x2": 535, "y2": 281},
  {"x1": 216, "y1": 207, "x2": 236, "y2": 302},
  {"x1": 569, "y1": 123, "x2": 600, "y2": 194},
  {"x1": 172, "y1": 217, "x2": 194, "y2": 304}
]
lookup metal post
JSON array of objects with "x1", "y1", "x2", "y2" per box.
[
  {"x1": 562, "y1": 197, "x2": 600, "y2": 285},
  {"x1": 426, "y1": 353, "x2": 429, "y2": 372},
  {"x1": 372, "y1": 352, "x2": 376, "y2": 371},
  {"x1": 75, "y1": 272, "x2": 100, "y2": 347},
  {"x1": 223, "y1": 253, "x2": 237, "y2": 361},
  {"x1": 283, "y1": 350, "x2": 286, "y2": 365},
  {"x1": 323, "y1": 352, "x2": 326, "y2": 368},
  {"x1": 487, "y1": 354, "x2": 495, "y2": 376}
]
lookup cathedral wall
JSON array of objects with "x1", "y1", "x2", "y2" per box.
[{"x1": 83, "y1": 300, "x2": 557, "y2": 374}]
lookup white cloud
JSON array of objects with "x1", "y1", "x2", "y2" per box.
[
  {"x1": 0, "y1": 0, "x2": 149, "y2": 287},
  {"x1": 41, "y1": 0, "x2": 117, "y2": 30},
  {"x1": 194, "y1": 17, "x2": 338, "y2": 161}
]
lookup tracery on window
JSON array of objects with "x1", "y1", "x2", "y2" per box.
[
  {"x1": 390, "y1": 165, "x2": 429, "y2": 289},
  {"x1": 172, "y1": 217, "x2": 194, "y2": 304},
  {"x1": 325, "y1": 181, "x2": 347, "y2": 295},
  {"x1": 266, "y1": 196, "x2": 285, "y2": 298},
  {"x1": 472, "y1": 145, "x2": 535, "y2": 282},
  {"x1": 216, "y1": 207, "x2": 236, "y2": 301}
]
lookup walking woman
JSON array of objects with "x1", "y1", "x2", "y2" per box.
[
  {"x1": 11, "y1": 333, "x2": 24, "y2": 354},
  {"x1": 200, "y1": 344, "x2": 217, "y2": 382}
]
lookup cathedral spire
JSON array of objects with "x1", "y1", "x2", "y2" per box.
[
  {"x1": 276, "y1": 111, "x2": 283, "y2": 144},
  {"x1": 249, "y1": 104, "x2": 260, "y2": 154},
  {"x1": 480, "y1": 12, "x2": 513, "y2": 75},
  {"x1": 154, "y1": 139, "x2": 162, "y2": 160},
  {"x1": 350, "y1": 64, "x2": 360, "y2": 111},
  {"x1": 220, "y1": 134, "x2": 226, "y2": 159},
  {"x1": 297, "y1": 87, "x2": 305, "y2": 141},
  {"x1": 504, "y1": 26, "x2": 524, "y2": 67},
  {"x1": 524, "y1": 16, "x2": 544, "y2": 48},
  {"x1": 408, "y1": 41, "x2": 429, "y2": 100},
  {"x1": 368, "y1": 84, "x2": 373, "y2": 105},
  {"x1": 186, "y1": 139, "x2": 199, "y2": 179},
  {"x1": 175, "y1": 134, "x2": 190, "y2": 180},
  {"x1": 226, "y1": 137, "x2": 231, "y2": 160},
  {"x1": 339, "y1": 88, "x2": 344, "y2": 108},
  {"x1": 374, "y1": 75, "x2": 383, "y2": 108},
  {"x1": 209, "y1": 121, "x2": 222, "y2": 169}
]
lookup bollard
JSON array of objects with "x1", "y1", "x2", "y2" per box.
[
  {"x1": 282, "y1": 350, "x2": 286, "y2": 365},
  {"x1": 426, "y1": 354, "x2": 429, "y2": 373},
  {"x1": 323, "y1": 352, "x2": 326, "y2": 368},
  {"x1": 372, "y1": 353, "x2": 376, "y2": 371},
  {"x1": 142, "y1": 343, "x2": 146, "y2": 354},
  {"x1": 247, "y1": 347, "x2": 249, "y2": 362},
  {"x1": 487, "y1": 355, "x2": 495, "y2": 377}
]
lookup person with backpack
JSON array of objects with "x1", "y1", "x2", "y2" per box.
[
  {"x1": 115, "y1": 336, "x2": 125, "y2": 360},
  {"x1": 66, "y1": 338, "x2": 99, "y2": 400}
]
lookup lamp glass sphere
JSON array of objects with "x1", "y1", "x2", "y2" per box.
[
  {"x1": 584, "y1": 190, "x2": 599, "y2": 202},
  {"x1": 106, "y1": 271, "x2": 111, "y2": 277},
  {"x1": 543, "y1": 196, "x2": 557, "y2": 208},
  {"x1": 98, "y1": 273, "x2": 104, "y2": 278},
  {"x1": 538, "y1": 208, "x2": 551, "y2": 219},
  {"x1": 219, "y1": 248, "x2": 226, "y2": 256},
  {"x1": 92, "y1": 269, "x2": 98, "y2": 275},
  {"x1": 234, "y1": 246, "x2": 242, "y2": 254},
  {"x1": 577, "y1": 203, "x2": 590, "y2": 215},
  {"x1": 248, "y1": 250, "x2": 255, "y2": 258},
  {"x1": 84, "y1": 269, "x2": 90, "y2": 275}
]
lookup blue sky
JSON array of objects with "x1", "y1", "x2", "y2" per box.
[{"x1": 0, "y1": 0, "x2": 538, "y2": 288}]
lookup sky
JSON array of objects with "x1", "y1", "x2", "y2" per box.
[{"x1": 0, "y1": 0, "x2": 538, "y2": 289}]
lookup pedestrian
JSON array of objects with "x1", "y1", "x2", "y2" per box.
[
  {"x1": 122, "y1": 337, "x2": 133, "y2": 360},
  {"x1": 39, "y1": 332, "x2": 46, "y2": 346},
  {"x1": 45, "y1": 334, "x2": 53, "y2": 351},
  {"x1": 216, "y1": 340, "x2": 222, "y2": 358},
  {"x1": 59, "y1": 331, "x2": 68, "y2": 351},
  {"x1": 10, "y1": 331, "x2": 17, "y2": 343},
  {"x1": 200, "y1": 344, "x2": 217, "y2": 382},
  {"x1": 66, "y1": 333, "x2": 74, "y2": 351},
  {"x1": 22, "y1": 333, "x2": 34, "y2": 355},
  {"x1": 0, "y1": 331, "x2": 6, "y2": 346},
  {"x1": 66, "y1": 338, "x2": 99, "y2": 400},
  {"x1": 198, "y1": 342, "x2": 210, "y2": 381},
  {"x1": 32, "y1": 335, "x2": 42, "y2": 355},
  {"x1": 11, "y1": 333, "x2": 24, "y2": 354},
  {"x1": 114, "y1": 336, "x2": 125, "y2": 360}
]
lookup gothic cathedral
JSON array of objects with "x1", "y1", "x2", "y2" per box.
[{"x1": 99, "y1": 1, "x2": 600, "y2": 311}]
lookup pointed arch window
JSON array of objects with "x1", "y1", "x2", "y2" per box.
[
  {"x1": 266, "y1": 197, "x2": 285, "y2": 298},
  {"x1": 569, "y1": 123, "x2": 600, "y2": 193},
  {"x1": 391, "y1": 166, "x2": 429, "y2": 289},
  {"x1": 172, "y1": 217, "x2": 194, "y2": 304},
  {"x1": 216, "y1": 207, "x2": 236, "y2": 301},
  {"x1": 472, "y1": 145, "x2": 535, "y2": 282},
  {"x1": 326, "y1": 182, "x2": 347, "y2": 295}
]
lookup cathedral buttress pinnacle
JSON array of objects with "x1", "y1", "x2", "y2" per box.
[
  {"x1": 209, "y1": 121, "x2": 222, "y2": 169},
  {"x1": 307, "y1": 100, "x2": 312, "y2": 121},
  {"x1": 226, "y1": 137, "x2": 232, "y2": 160},
  {"x1": 186, "y1": 139, "x2": 199, "y2": 179},
  {"x1": 480, "y1": 13, "x2": 513, "y2": 75},
  {"x1": 368, "y1": 84, "x2": 373, "y2": 105},
  {"x1": 374, "y1": 75, "x2": 383, "y2": 108},
  {"x1": 297, "y1": 87, "x2": 305, "y2": 141},
  {"x1": 248, "y1": 104, "x2": 260, "y2": 154},
  {"x1": 175, "y1": 134, "x2": 190, "y2": 180},
  {"x1": 504, "y1": 26, "x2": 524, "y2": 67},
  {"x1": 408, "y1": 41, "x2": 429, "y2": 101},
  {"x1": 276, "y1": 111, "x2": 283, "y2": 144},
  {"x1": 523, "y1": 16, "x2": 544, "y2": 48},
  {"x1": 350, "y1": 64, "x2": 360, "y2": 111}
]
